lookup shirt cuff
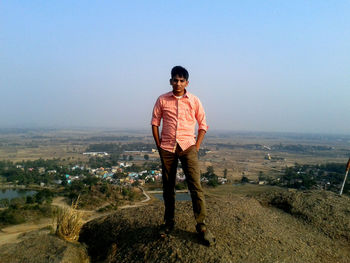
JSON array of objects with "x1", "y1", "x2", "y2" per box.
[
  {"x1": 151, "y1": 119, "x2": 161, "y2": 126},
  {"x1": 198, "y1": 124, "x2": 208, "y2": 131}
]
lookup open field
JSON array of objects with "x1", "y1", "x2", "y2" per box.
[
  {"x1": 0, "y1": 128, "x2": 349, "y2": 182},
  {"x1": 0, "y1": 128, "x2": 152, "y2": 163},
  {"x1": 200, "y1": 132, "x2": 350, "y2": 181}
]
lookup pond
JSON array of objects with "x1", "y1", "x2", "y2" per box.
[
  {"x1": 0, "y1": 189, "x2": 37, "y2": 200},
  {"x1": 153, "y1": 192, "x2": 191, "y2": 201}
]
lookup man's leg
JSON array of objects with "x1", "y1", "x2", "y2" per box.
[
  {"x1": 159, "y1": 148, "x2": 178, "y2": 226},
  {"x1": 179, "y1": 145, "x2": 206, "y2": 224},
  {"x1": 179, "y1": 145, "x2": 216, "y2": 246}
]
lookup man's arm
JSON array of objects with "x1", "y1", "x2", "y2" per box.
[
  {"x1": 151, "y1": 97, "x2": 162, "y2": 149},
  {"x1": 195, "y1": 129, "x2": 206, "y2": 152},
  {"x1": 152, "y1": 125, "x2": 161, "y2": 149},
  {"x1": 194, "y1": 97, "x2": 208, "y2": 152}
]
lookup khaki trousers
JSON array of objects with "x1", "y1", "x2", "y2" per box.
[{"x1": 159, "y1": 144, "x2": 206, "y2": 225}]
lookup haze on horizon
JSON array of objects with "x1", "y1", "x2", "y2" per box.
[{"x1": 1, "y1": 1, "x2": 349, "y2": 135}]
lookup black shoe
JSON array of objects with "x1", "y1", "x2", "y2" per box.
[
  {"x1": 159, "y1": 222, "x2": 174, "y2": 237},
  {"x1": 196, "y1": 223, "x2": 216, "y2": 246}
]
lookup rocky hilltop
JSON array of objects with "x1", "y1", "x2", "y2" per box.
[
  {"x1": 79, "y1": 188, "x2": 350, "y2": 263},
  {"x1": 0, "y1": 227, "x2": 89, "y2": 263}
]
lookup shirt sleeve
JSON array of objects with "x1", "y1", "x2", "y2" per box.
[
  {"x1": 151, "y1": 97, "x2": 162, "y2": 126},
  {"x1": 195, "y1": 98, "x2": 208, "y2": 132}
]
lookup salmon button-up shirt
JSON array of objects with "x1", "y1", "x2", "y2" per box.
[{"x1": 151, "y1": 91, "x2": 208, "y2": 152}]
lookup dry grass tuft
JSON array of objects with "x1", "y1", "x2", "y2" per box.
[{"x1": 55, "y1": 197, "x2": 84, "y2": 242}]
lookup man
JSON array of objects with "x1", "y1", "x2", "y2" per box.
[{"x1": 151, "y1": 66, "x2": 215, "y2": 245}]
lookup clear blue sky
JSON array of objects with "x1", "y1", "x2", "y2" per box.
[{"x1": 1, "y1": 1, "x2": 349, "y2": 134}]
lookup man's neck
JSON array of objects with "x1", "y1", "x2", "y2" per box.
[{"x1": 172, "y1": 90, "x2": 186, "y2": 97}]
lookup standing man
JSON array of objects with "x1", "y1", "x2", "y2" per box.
[{"x1": 151, "y1": 66, "x2": 215, "y2": 245}]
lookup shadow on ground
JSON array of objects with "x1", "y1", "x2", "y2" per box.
[{"x1": 79, "y1": 191, "x2": 350, "y2": 263}]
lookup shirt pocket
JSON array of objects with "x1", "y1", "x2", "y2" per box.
[{"x1": 185, "y1": 108, "x2": 196, "y2": 122}]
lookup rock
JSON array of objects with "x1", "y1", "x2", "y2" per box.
[
  {"x1": 79, "y1": 191, "x2": 350, "y2": 263},
  {"x1": 0, "y1": 227, "x2": 89, "y2": 263},
  {"x1": 257, "y1": 189, "x2": 350, "y2": 241}
]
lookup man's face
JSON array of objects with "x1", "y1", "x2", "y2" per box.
[{"x1": 170, "y1": 75, "x2": 189, "y2": 96}]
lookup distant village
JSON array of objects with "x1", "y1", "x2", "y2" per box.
[
  {"x1": 8, "y1": 149, "x2": 227, "y2": 189},
  {"x1": 2, "y1": 146, "x2": 348, "y2": 195}
]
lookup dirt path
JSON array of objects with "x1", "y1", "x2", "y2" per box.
[
  {"x1": 0, "y1": 218, "x2": 52, "y2": 246},
  {"x1": 0, "y1": 188, "x2": 153, "y2": 247}
]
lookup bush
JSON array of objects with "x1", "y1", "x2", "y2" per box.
[
  {"x1": 10, "y1": 197, "x2": 26, "y2": 208},
  {"x1": 26, "y1": 196, "x2": 34, "y2": 204},
  {"x1": 97, "y1": 204, "x2": 118, "y2": 213},
  {"x1": 203, "y1": 166, "x2": 219, "y2": 187},
  {"x1": 175, "y1": 181, "x2": 187, "y2": 190},
  {"x1": 132, "y1": 181, "x2": 140, "y2": 187},
  {"x1": 122, "y1": 188, "x2": 130, "y2": 198},
  {"x1": 0, "y1": 198, "x2": 10, "y2": 208},
  {"x1": 207, "y1": 178, "x2": 219, "y2": 187},
  {"x1": 128, "y1": 190, "x2": 136, "y2": 201},
  {"x1": 38, "y1": 204, "x2": 52, "y2": 215},
  {"x1": 0, "y1": 209, "x2": 25, "y2": 225},
  {"x1": 241, "y1": 176, "x2": 249, "y2": 183},
  {"x1": 55, "y1": 198, "x2": 83, "y2": 242},
  {"x1": 34, "y1": 189, "x2": 54, "y2": 204}
]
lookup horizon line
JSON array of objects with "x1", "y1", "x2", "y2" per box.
[{"x1": 0, "y1": 126, "x2": 349, "y2": 137}]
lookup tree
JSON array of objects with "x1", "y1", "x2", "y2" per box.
[
  {"x1": 34, "y1": 189, "x2": 53, "y2": 204},
  {"x1": 132, "y1": 180, "x2": 140, "y2": 187},
  {"x1": 83, "y1": 175, "x2": 99, "y2": 186},
  {"x1": 144, "y1": 154, "x2": 149, "y2": 161},
  {"x1": 122, "y1": 188, "x2": 130, "y2": 199},
  {"x1": 207, "y1": 178, "x2": 219, "y2": 187},
  {"x1": 26, "y1": 196, "x2": 34, "y2": 204},
  {"x1": 61, "y1": 179, "x2": 68, "y2": 186},
  {"x1": 258, "y1": 171, "x2": 266, "y2": 181},
  {"x1": 223, "y1": 168, "x2": 228, "y2": 178},
  {"x1": 110, "y1": 153, "x2": 120, "y2": 164},
  {"x1": 241, "y1": 176, "x2": 249, "y2": 183},
  {"x1": 0, "y1": 199, "x2": 10, "y2": 208},
  {"x1": 207, "y1": 166, "x2": 214, "y2": 175},
  {"x1": 100, "y1": 183, "x2": 108, "y2": 194},
  {"x1": 175, "y1": 181, "x2": 187, "y2": 190},
  {"x1": 204, "y1": 166, "x2": 219, "y2": 187}
]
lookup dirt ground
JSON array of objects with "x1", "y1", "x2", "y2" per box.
[
  {"x1": 0, "y1": 189, "x2": 152, "y2": 247},
  {"x1": 0, "y1": 218, "x2": 53, "y2": 246},
  {"x1": 1, "y1": 185, "x2": 349, "y2": 263},
  {"x1": 79, "y1": 186, "x2": 350, "y2": 263},
  {"x1": 0, "y1": 197, "x2": 78, "y2": 247}
]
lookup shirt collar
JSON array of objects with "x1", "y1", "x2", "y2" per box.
[{"x1": 167, "y1": 90, "x2": 191, "y2": 98}]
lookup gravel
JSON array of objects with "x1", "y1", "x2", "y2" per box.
[{"x1": 79, "y1": 189, "x2": 350, "y2": 263}]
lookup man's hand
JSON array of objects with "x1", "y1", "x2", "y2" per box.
[
  {"x1": 195, "y1": 144, "x2": 200, "y2": 152},
  {"x1": 152, "y1": 125, "x2": 161, "y2": 149},
  {"x1": 195, "y1": 129, "x2": 206, "y2": 152}
]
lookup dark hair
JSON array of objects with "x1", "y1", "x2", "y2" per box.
[{"x1": 171, "y1": 66, "x2": 189, "y2": 80}]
